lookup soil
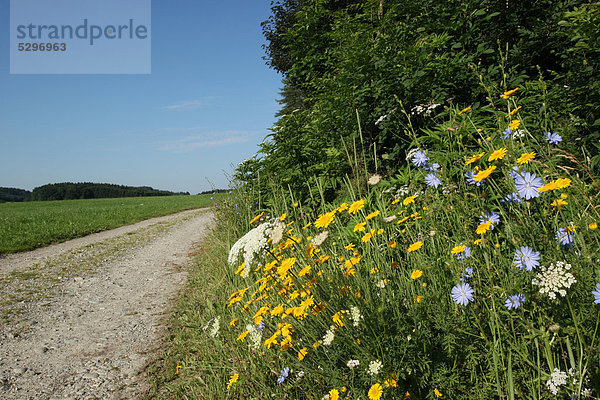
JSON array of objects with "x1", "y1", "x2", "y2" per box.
[{"x1": 0, "y1": 208, "x2": 215, "y2": 399}]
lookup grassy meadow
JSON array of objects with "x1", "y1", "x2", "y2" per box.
[{"x1": 0, "y1": 194, "x2": 223, "y2": 255}]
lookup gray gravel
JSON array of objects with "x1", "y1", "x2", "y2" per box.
[{"x1": 0, "y1": 209, "x2": 215, "y2": 399}]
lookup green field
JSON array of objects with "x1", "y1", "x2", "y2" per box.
[{"x1": 0, "y1": 194, "x2": 223, "y2": 255}]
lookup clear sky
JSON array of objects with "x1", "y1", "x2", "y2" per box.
[{"x1": 0, "y1": 0, "x2": 282, "y2": 194}]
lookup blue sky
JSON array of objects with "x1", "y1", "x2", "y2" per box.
[{"x1": 0, "y1": 1, "x2": 282, "y2": 194}]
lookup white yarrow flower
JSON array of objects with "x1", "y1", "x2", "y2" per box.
[
  {"x1": 368, "y1": 360, "x2": 383, "y2": 376},
  {"x1": 545, "y1": 368, "x2": 568, "y2": 395},
  {"x1": 347, "y1": 359, "x2": 360, "y2": 369},
  {"x1": 322, "y1": 326, "x2": 335, "y2": 346},
  {"x1": 349, "y1": 306, "x2": 362, "y2": 327}
]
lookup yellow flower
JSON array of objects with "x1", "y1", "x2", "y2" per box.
[
  {"x1": 509, "y1": 119, "x2": 521, "y2": 131},
  {"x1": 488, "y1": 148, "x2": 508, "y2": 162},
  {"x1": 384, "y1": 378, "x2": 398, "y2": 388},
  {"x1": 391, "y1": 199, "x2": 400, "y2": 205},
  {"x1": 501, "y1": 87, "x2": 519, "y2": 99},
  {"x1": 264, "y1": 335, "x2": 278, "y2": 349},
  {"x1": 332, "y1": 310, "x2": 345, "y2": 327},
  {"x1": 476, "y1": 221, "x2": 492, "y2": 234},
  {"x1": 551, "y1": 198, "x2": 568, "y2": 210},
  {"x1": 229, "y1": 318, "x2": 238, "y2": 327},
  {"x1": 368, "y1": 383, "x2": 383, "y2": 400},
  {"x1": 415, "y1": 295, "x2": 424, "y2": 303},
  {"x1": 298, "y1": 265, "x2": 311, "y2": 276},
  {"x1": 388, "y1": 240, "x2": 397, "y2": 248},
  {"x1": 366, "y1": 210, "x2": 380, "y2": 220},
  {"x1": 405, "y1": 391, "x2": 411, "y2": 398},
  {"x1": 538, "y1": 178, "x2": 571, "y2": 193},
  {"x1": 473, "y1": 238, "x2": 483, "y2": 246},
  {"x1": 293, "y1": 202, "x2": 299, "y2": 207},
  {"x1": 277, "y1": 257, "x2": 296, "y2": 277},
  {"x1": 407, "y1": 241, "x2": 424, "y2": 253},
  {"x1": 410, "y1": 270, "x2": 423, "y2": 279},
  {"x1": 345, "y1": 243, "x2": 355, "y2": 251},
  {"x1": 361, "y1": 232, "x2": 373, "y2": 243},
  {"x1": 279, "y1": 213, "x2": 287, "y2": 221},
  {"x1": 227, "y1": 373, "x2": 239, "y2": 389},
  {"x1": 458, "y1": 106, "x2": 471, "y2": 115},
  {"x1": 329, "y1": 389, "x2": 340, "y2": 400},
  {"x1": 435, "y1": 388, "x2": 443, "y2": 398},
  {"x1": 590, "y1": 222, "x2": 598, "y2": 230},
  {"x1": 249, "y1": 211, "x2": 264, "y2": 224},
  {"x1": 451, "y1": 245, "x2": 466, "y2": 254},
  {"x1": 473, "y1": 165, "x2": 497, "y2": 182},
  {"x1": 516, "y1": 152, "x2": 536, "y2": 165},
  {"x1": 237, "y1": 330, "x2": 249, "y2": 342},
  {"x1": 466, "y1": 152, "x2": 485, "y2": 165},
  {"x1": 354, "y1": 222, "x2": 367, "y2": 232},
  {"x1": 348, "y1": 199, "x2": 365, "y2": 214},
  {"x1": 506, "y1": 105, "x2": 522, "y2": 117},
  {"x1": 338, "y1": 202, "x2": 349, "y2": 212},
  {"x1": 298, "y1": 348, "x2": 308, "y2": 360},
  {"x1": 302, "y1": 222, "x2": 312, "y2": 229},
  {"x1": 315, "y1": 211, "x2": 335, "y2": 228},
  {"x1": 403, "y1": 195, "x2": 416, "y2": 205}
]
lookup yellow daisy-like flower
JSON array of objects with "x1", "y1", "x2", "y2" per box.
[
  {"x1": 279, "y1": 213, "x2": 287, "y2": 221},
  {"x1": 338, "y1": 202, "x2": 349, "y2": 212},
  {"x1": 403, "y1": 195, "x2": 416, "y2": 205},
  {"x1": 506, "y1": 105, "x2": 522, "y2": 117},
  {"x1": 407, "y1": 241, "x2": 424, "y2": 253},
  {"x1": 538, "y1": 178, "x2": 572, "y2": 193},
  {"x1": 516, "y1": 151, "x2": 536, "y2": 165},
  {"x1": 348, "y1": 199, "x2": 365, "y2": 214},
  {"x1": 277, "y1": 257, "x2": 296, "y2": 277},
  {"x1": 298, "y1": 348, "x2": 308, "y2": 360},
  {"x1": 227, "y1": 373, "x2": 239, "y2": 389},
  {"x1": 473, "y1": 165, "x2": 497, "y2": 182},
  {"x1": 451, "y1": 245, "x2": 466, "y2": 254},
  {"x1": 458, "y1": 106, "x2": 472, "y2": 115},
  {"x1": 589, "y1": 222, "x2": 598, "y2": 230},
  {"x1": 368, "y1": 383, "x2": 383, "y2": 400},
  {"x1": 388, "y1": 240, "x2": 397, "y2": 248},
  {"x1": 434, "y1": 388, "x2": 443, "y2": 397},
  {"x1": 384, "y1": 378, "x2": 398, "y2": 388},
  {"x1": 354, "y1": 222, "x2": 367, "y2": 232},
  {"x1": 361, "y1": 232, "x2": 373, "y2": 243},
  {"x1": 473, "y1": 238, "x2": 483, "y2": 246},
  {"x1": 345, "y1": 243, "x2": 355, "y2": 251},
  {"x1": 249, "y1": 211, "x2": 264, "y2": 224},
  {"x1": 298, "y1": 265, "x2": 311, "y2": 276},
  {"x1": 415, "y1": 295, "x2": 424, "y2": 303},
  {"x1": 509, "y1": 119, "x2": 521, "y2": 131},
  {"x1": 500, "y1": 87, "x2": 519, "y2": 99},
  {"x1": 229, "y1": 318, "x2": 238, "y2": 327},
  {"x1": 237, "y1": 330, "x2": 249, "y2": 342},
  {"x1": 488, "y1": 148, "x2": 508, "y2": 162},
  {"x1": 466, "y1": 152, "x2": 485, "y2": 165},
  {"x1": 551, "y1": 198, "x2": 568, "y2": 210},
  {"x1": 315, "y1": 211, "x2": 335, "y2": 228},
  {"x1": 264, "y1": 335, "x2": 278, "y2": 349},
  {"x1": 476, "y1": 221, "x2": 492, "y2": 234},
  {"x1": 391, "y1": 199, "x2": 400, "y2": 205},
  {"x1": 366, "y1": 210, "x2": 380, "y2": 220},
  {"x1": 410, "y1": 269, "x2": 423, "y2": 279},
  {"x1": 329, "y1": 389, "x2": 340, "y2": 400}
]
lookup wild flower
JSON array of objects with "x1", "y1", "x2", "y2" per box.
[
  {"x1": 407, "y1": 241, "x2": 424, "y2": 252},
  {"x1": 269, "y1": 221, "x2": 286, "y2": 244},
  {"x1": 423, "y1": 162, "x2": 440, "y2": 171},
  {"x1": 514, "y1": 171, "x2": 544, "y2": 200},
  {"x1": 466, "y1": 152, "x2": 485, "y2": 165},
  {"x1": 592, "y1": 283, "x2": 600, "y2": 304},
  {"x1": 501, "y1": 87, "x2": 519, "y2": 98},
  {"x1": 368, "y1": 360, "x2": 383, "y2": 375},
  {"x1": 488, "y1": 148, "x2": 508, "y2": 162},
  {"x1": 546, "y1": 368, "x2": 568, "y2": 395},
  {"x1": 368, "y1": 383, "x2": 383, "y2": 400},
  {"x1": 296, "y1": 370, "x2": 305, "y2": 381},
  {"x1": 248, "y1": 326, "x2": 262, "y2": 351},
  {"x1": 347, "y1": 359, "x2": 360, "y2": 369},
  {"x1": 465, "y1": 171, "x2": 482, "y2": 186},
  {"x1": 516, "y1": 152, "x2": 536, "y2": 165},
  {"x1": 501, "y1": 192, "x2": 523, "y2": 204},
  {"x1": 532, "y1": 261, "x2": 576, "y2": 299},
  {"x1": 479, "y1": 212, "x2": 500, "y2": 230},
  {"x1": 312, "y1": 230, "x2": 329, "y2": 246},
  {"x1": 502, "y1": 127, "x2": 512, "y2": 139},
  {"x1": 328, "y1": 389, "x2": 340, "y2": 400},
  {"x1": 368, "y1": 174, "x2": 381, "y2": 185},
  {"x1": 454, "y1": 246, "x2": 472, "y2": 261},
  {"x1": 349, "y1": 306, "x2": 362, "y2": 327},
  {"x1": 504, "y1": 294, "x2": 526, "y2": 309},
  {"x1": 228, "y1": 220, "x2": 276, "y2": 268},
  {"x1": 555, "y1": 226, "x2": 575, "y2": 248},
  {"x1": 460, "y1": 267, "x2": 473, "y2": 282},
  {"x1": 473, "y1": 165, "x2": 497, "y2": 182},
  {"x1": 322, "y1": 326, "x2": 336, "y2": 345},
  {"x1": 425, "y1": 173, "x2": 442, "y2": 188},
  {"x1": 543, "y1": 131, "x2": 562, "y2": 145},
  {"x1": 452, "y1": 282, "x2": 475, "y2": 305},
  {"x1": 434, "y1": 388, "x2": 443, "y2": 398},
  {"x1": 411, "y1": 149, "x2": 429, "y2": 167},
  {"x1": 411, "y1": 269, "x2": 423, "y2": 279},
  {"x1": 513, "y1": 246, "x2": 541, "y2": 271},
  {"x1": 348, "y1": 199, "x2": 365, "y2": 214},
  {"x1": 277, "y1": 367, "x2": 290, "y2": 385},
  {"x1": 209, "y1": 316, "x2": 220, "y2": 338},
  {"x1": 315, "y1": 211, "x2": 335, "y2": 228},
  {"x1": 227, "y1": 373, "x2": 239, "y2": 389}
]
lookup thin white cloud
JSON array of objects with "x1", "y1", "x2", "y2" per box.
[
  {"x1": 162, "y1": 98, "x2": 215, "y2": 111},
  {"x1": 157, "y1": 130, "x2": 254, "y2": 153}
]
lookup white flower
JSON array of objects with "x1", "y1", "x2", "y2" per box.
[
  {"x1": 209, "y1": 316, "x2": 220, "y2": 338},
  {"x1": 383, "y1": 215, "x2": 397, "y2": 222},
  {"x1": 375, "y1": 279, "x2": 387, "y2": 288},
  {"x1": 296, "y1": 370, "x2": 305, "y2": 381},
  {"x1": 545, "y1": 368, "x2": 568, "y2": 395},
  {"x1": 228, "y1": 220, "x2": 279, "y2": 275},
  {"x1": 349, "y1": 306, "x2": 362, "y2": 327},
  {"x1": 322, "y1": 326, "x2": 335, "y2": 346},
  {"x1": 532, "y1": 261, "x2": 576, "y2": 300},
  {"x1": 247, "y1": 325, "x2": 262, "y2": 351},
  {"x1": 368, "y1": 360, "x2": 383, "y2": 376},
  {"x1": 347, "y1": 359, "x2": 360, "y2": 369},
  {"x1": 311, "y1": 230, "x2": 329, "y2": 246},
  {"x1": 367, "y1": 174, "x2": 382, "y2": 185},
  {"x1": 269, "y1": 221, "x2": 286, "y2": 245}
]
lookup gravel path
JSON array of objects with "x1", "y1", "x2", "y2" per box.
[{"x1": 0, "y1": 208, "x2": 215, "y2": 399}]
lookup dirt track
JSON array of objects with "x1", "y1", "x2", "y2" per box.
[{"x1": 0, "y1": 208, "x2": 215, "y2": 399}]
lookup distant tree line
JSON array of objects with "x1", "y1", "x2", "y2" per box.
[
  {"x1": 198, "y1": 189, "x2": 230, "y2": 195},
  {"x1": 0, "y1": 183, "x2": 190, "y2": 202}
]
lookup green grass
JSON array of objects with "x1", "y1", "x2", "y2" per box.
[{"x1": 0, "y1": 194, "x2": 224, "y2": 255}]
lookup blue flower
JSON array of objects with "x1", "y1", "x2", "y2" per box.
[
  {"x1": 277, "y1": 367, "x2": 290, "y2": 385},
  {"x1": 514, "y1": 171, "x2": 544, "y2": 200},
  {"x1": 412, "y1": 150, "x2": 429, "y2": 167},
  {"x1": 423, "y1": 162, "x2": 440, "y2": 171},
  {"x1": 452, "y1": 282, "x2": 475, "y2": 306},
  {"x1": 555, "y1": 227, "x2": 575, "y2": 248},
  {"x1": 479, "y1": 212, "x2": 500, "y2": 230},
  {"x1": 502, "y1": 127, "x2": 512, "y2": 140},
  {"x1": 513, "y1": 246, "x2": 540, "y2": 271},
  {"x1": 425, "y1": 173, "x2": 442, "y2": 188},
  {"x1": 504, "y1": 294, "x2": 526, "y2": 310},
  {"x1": 543, "y1": 131, "x2": 562, "y2": 145},
  {"x1": 455, "y1": 246, "x2": 472, "y2": 261},
  {"x1": 460, "y1": 267, "x2": 473, "y2": 282},
  {"x1": 501, "y1": 193, "x2": 523, "y2": 204},
  {"x1": 257, "y1": 321, "x2": 265, "y2": 330},
  {"x1": 465, "y1": 171, "x2": 482, "y2": 186},
  {"x1": 593, "y1": 283, "x2": 600, "y2": 304}
]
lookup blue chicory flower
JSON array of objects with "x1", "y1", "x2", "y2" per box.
[{"x1": 452, "y1": 282, "x2": 475, "y2": 306}]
